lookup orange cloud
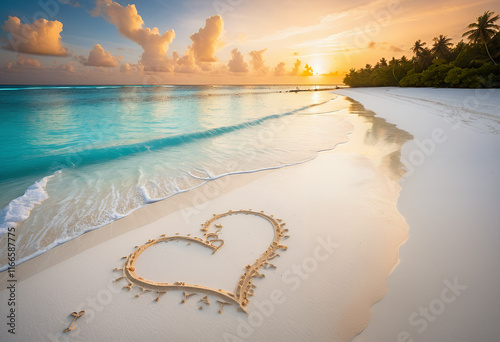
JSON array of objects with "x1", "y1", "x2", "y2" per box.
[
  {"x1": 248, "y1": 49, "x2": 269, "y2": 74},
  {"x1": 16, "y1": 54, "x2": 41, "y2": 68},
  {"x1": 190, "y1": 15, "x2": 224, "y2": 63},
  {"x1": 92, "y1": 0, "x2": 175, "y2": 72},
  {"x1": 6, "y1": 54, "x2": 41, "y2": 70},
  {"x1": 57, "y1": 62, "x2": 75, "y2": 73},
  {"x1": 302, "y1": 64, "x2": 314, "y2": 76},
  {"x1": 227, "y1": 48, "x2": 248, "y2": 73},
  {"x1": 120, "y1": 63, "x2": 132, "y2": 73},
  {"x1": 2, "y1": 16, "x2": 68, "y2": 56},
  {"x1": 120, "y1": 63, "x2": 141, "y2": 73},
  {"x1": 173, "y1": 15, "x2": 224, "y2": 73},
  {"x1": 322, "y1": 71, "x2": 341, "y2": 77},
  {"x1": 83, "y1": 44, "x2": 119, "y2": 67},
  {"x1": 368, "y1": 41, "x2": 403, "y2": 52},
  {"x1": 173, "y1": 50, "x2": 199, "y2": 73},
  {"x1": 274, "y1": 62, "x2": 286, "y2": 76},
  {"x1": 289, "y1": 59, "x2": 301, "y2": 76}
]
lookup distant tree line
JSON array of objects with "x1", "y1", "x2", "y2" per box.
[{"x1": 343, "y1": 11, "x2": 500, "y2": 88}]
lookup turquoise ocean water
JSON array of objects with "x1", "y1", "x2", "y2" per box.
[{"x1": 0, "y1": 85, "x2": 352, "y2": 270}]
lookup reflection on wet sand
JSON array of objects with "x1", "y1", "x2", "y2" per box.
[{"x1": 338, "y1": 97, "x2": 414, "y2": 182}]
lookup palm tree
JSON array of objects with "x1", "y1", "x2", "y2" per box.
[
  {"x1": 411, "y1": 40, "x2": 429, "y2": 68},
  {"x1": 462, "y1": 10, "x2": 500, "y2": 64},
  {"x1": 388, "y1": 57, "x2": 400, "y2": 82},
  {"x1": 411, "y1": 40, "x2": 427, "y2": 56},
  {"x1": 431, "y1": 35, "x2": 453, "y2": 58},
  {"x1": 418, "y1": 48, "x2": 433, "y2": 68},
  {"x1": 453, "y1": 40, "x2": 467, "y2": 54},
  {"x1": 411, "y1": 40, "x2": 433, "y2": 68}
]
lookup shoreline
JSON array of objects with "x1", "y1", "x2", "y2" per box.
[
  {"x1": 0, "y1": 94, "x2": 411, "y2": 285},
  {"x1": 0, "y1": 87, "x2": 352, "y2": 272},
  {"x1": 0, "y1": 95, "x2": 411, "y2": 341},
  {"x1": 334, "y1": 87, "x2": 500, "y2": 341},
  {"x1": 0, "y1": 163, "x2": 275, "y2": 284}
]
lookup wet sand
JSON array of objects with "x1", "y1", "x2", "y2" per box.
[{"x1": 0, "y1": 95, "x2": 412, "y2": 341}]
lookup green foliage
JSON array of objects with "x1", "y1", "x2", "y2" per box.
[
  {"x1": 445, "y1": 63, "x2": 500, "y2": 88},
  {"x1": 399, "y1": 70, "x2": 422, "y2": 87},
  {"x1": 343, "y1": 10, "x2": 500, "y2": 88},
  {"x1": 420, "y1": 64, "x2": 454, "y2": 87},
  {"x1": 345, "y1": 57, "x2": 415, "y2": 87},
  {"x1": 453, "y1": 44, "x2": 482, "y2": 68}
]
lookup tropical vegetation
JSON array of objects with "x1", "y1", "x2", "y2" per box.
[{"x1": 343, "y1": 11, "x2": 500, "y2": 88}]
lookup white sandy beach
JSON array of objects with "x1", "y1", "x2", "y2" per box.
[
  {"x1": 1, "y1": 88, "x2": 499, "y2": 341},
  {"x1": 335, "y1": 87, "x2": 500, "y2": 341}
]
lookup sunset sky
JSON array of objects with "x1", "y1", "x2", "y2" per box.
[{"x1": 0, "y1": 0, "x2": 498, "y2": 85}]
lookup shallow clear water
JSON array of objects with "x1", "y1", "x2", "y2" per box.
[{"x1": 0, "y1": 85, "x2": 352, "y2": 269}]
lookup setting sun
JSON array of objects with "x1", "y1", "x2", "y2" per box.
[
  {"x1": 310, "y1": 58, "x2": 330, "y2": 75},
  {"x1": 1, "y1": 0, "x2": 495, "y2": 85}
]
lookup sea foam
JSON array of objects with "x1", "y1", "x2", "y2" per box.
[
  {"x1": 0, "y1": 86, "x2": 352, "y2": 271},
  {"x1": 0, "y1": 171, "x2": 60, "y2": 236}
]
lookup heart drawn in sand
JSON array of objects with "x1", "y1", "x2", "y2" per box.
[{"x1": 113, "y1": 210, "x2": 289, "y2": 314}]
